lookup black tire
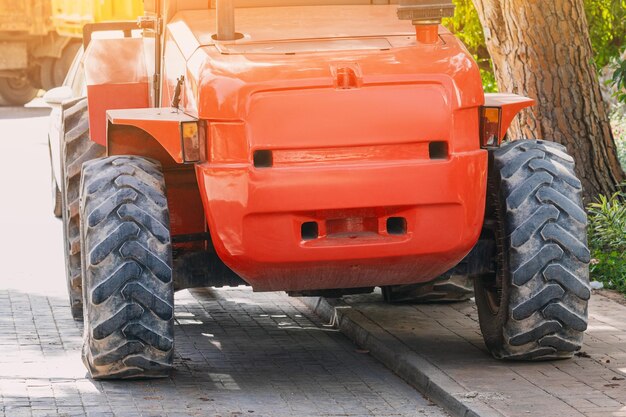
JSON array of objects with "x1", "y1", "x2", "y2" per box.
[
  {"x1": 474, "y1": 140, "x2": 590, "y2": 360},
  {"x1": 0, "y1": 77, "x2": 38, "y2": 106},
  {"x1": 60, "y1": 98, "x2": 106, "y2": 320},
  {"x1": 80, "y1": 156, "x2": 174, "y2": 379},
  {"x1": 381, "y1": 263, "x2": 473, "y2": 303}
]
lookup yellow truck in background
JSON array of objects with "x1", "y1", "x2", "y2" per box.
[{"x1": 0, "y1": 0, "x2": 143, "y2": 105}]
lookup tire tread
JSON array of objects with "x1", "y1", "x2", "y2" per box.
[
  {"x1": 81, "y1": 156, "x2": 173, "y2": 379},
  {"x1": 479, "y1": 140, "x2": 590, "y2": 360},
  {"x1": 60, "y1": 98, "x2": 105, "y2": 320}
]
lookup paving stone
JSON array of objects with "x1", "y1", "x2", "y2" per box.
[
  {"x1": 0, "y1": 287, "x2": 446, "y2": 417},
  {"x1": 330, "y1": 289, "x2": 626, "y2": 417}
]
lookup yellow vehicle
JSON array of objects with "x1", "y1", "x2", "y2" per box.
[
  {"x1": 0, "y1": 0, "x2": 143, "y2": 105},
  {"x1": 51, "y1": 0, "x2": 143, "y2": 37}
]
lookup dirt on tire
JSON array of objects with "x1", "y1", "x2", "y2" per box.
[
  {"x1": 474, "y1": 139, "x2": 590, "y2": 360},
  {"x1": 80, "y1": 155, "x2": 174, "y2": 379}
]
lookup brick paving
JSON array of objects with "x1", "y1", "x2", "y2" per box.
[
  {"x1": 336, "y1": 290, "x2": 626, "y2": 417},
  {"x1": 0, "y1": 287, "x2": 449, "y2": 417}
]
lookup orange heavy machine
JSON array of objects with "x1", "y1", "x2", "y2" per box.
[{"x1": 54, "y1": 0, "x2": 591, "y2": 378}]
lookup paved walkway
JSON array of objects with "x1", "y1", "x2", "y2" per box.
[
  {"x1": 0, "y1": 288, "x2": 448, "y2": 417},
  {"x1": 304, "y1": 290, "x2": 626, "y2": 417}
]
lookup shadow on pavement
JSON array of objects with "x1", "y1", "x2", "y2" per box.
[{"x1": 0, "y1": 287, "x2": 441, "y2": 417}]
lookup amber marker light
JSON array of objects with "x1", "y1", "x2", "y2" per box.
[
  {"x1": 181, "y1": 121, "x2": 203, "y2": 163},
  {"x1": 480, "y1": 107, "x2": 502, "y2": 148}
]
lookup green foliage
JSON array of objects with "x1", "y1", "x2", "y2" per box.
[
  {"x1": 588, "y1": 186, "x2": 626, "y2": 293},
  {"x1": 590, "y1": 251, "x2": 626, "y2": 293},
  {"x1": 588, "y1": 191, "x2": 626, "y2": 250},
  {"x1": 612, "y1": 56, "x2": 626, "y2": 104},
  {"x1": 584, "y1": 0, "x2": 626, "y2": 69},
  {"x1": 480, "y1": 68, "x2": 498, "y2": 93},
  {"x1": 443, "y1": 0, "x2": 485, "y2": 55},
  {"x1": 443, "y1": 0, "x2": 497, "y2": 92}
]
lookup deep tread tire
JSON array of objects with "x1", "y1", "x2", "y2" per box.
[
  {"x1": 382, "y1": 263, "x2": 473, "y2": 303},
  {"x1": 80, "y1": 156, "x2": 174, "y2": 379},
  {"x1": 475, "y1": 140, "x2": 590, "y2": 360},
  {"x1": 60, "y1": 98, "x2": 106, "y2": 320}
]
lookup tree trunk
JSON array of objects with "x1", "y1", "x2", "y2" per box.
[{"x1": 471, "y1": 0, "x2": 625, "y2": 202}]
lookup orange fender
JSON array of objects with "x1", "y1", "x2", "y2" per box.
[{"x1": 484, "y1": 93, "x2": 535, "y2": 142}]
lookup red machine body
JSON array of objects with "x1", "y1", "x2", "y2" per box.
[{"x1": 83, "y1": 3, "x2": 531, "y2": 292}]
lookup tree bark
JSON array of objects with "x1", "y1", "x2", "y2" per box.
[{"x1": 471, "y1": 0, "x2": 625, "y2": 202}]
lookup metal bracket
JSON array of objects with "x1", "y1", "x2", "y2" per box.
[
  {"x1": 397, "y1": 0, "x2": 455, "y2": 23},
  {"x1": 138, "y1": 16, "x2": 162, "y2": 35}
]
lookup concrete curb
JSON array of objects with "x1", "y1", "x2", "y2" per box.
[{"x1": 299, "y1": 296, "x2": 505, "y2": 417}]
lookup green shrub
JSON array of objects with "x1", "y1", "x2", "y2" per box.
[
  {"x1": 585, "y1": 0, "x2": 626, "y2": 69},
  {"x1": 590, "y1": 252, "x2": 626, "y2": 293},
  {"x1": 588, "y1": 187, "x2": 626, "y2": 292}
]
